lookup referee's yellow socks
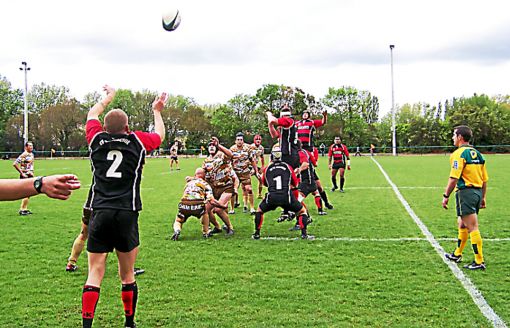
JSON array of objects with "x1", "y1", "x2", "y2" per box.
[
  {"x1": 470, "y1": 230, "x2": 484, "y2": 264},
  {"x1": 454, "y1": 228, "x2": 469, "y2": 256}
]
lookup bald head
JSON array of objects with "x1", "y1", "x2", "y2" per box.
[
  {"x1": 104, "y1": 109, "x2": 129, "y2": 134},
  {"x1": 195, "y1": 168, "x2": 206, "y2": 179}
]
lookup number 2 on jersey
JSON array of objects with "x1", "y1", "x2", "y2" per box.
[{"x1": 106, "y1": 150, "x2": 123, "y2": 178}]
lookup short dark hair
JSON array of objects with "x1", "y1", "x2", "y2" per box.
[
  {"x1": 454, "y1": 125, "x2": 472, "y2": 142},
  {"x1": 236, "y1": 132, "x2": 244, "y2": 138},
  {"x1": 25, "y1": 141, "x2": 33, "y2": 147}
]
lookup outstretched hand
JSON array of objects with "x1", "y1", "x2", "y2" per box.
[
  {"x1": 152, "y1": 92, "x2": 168, "y2": 112},
  {"x1": 41, "y1": 175, "x2": 81, "y2": 200}
]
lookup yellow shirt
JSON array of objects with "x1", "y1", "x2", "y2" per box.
[{"x1": 449, "y1": 146, "x2": 488, "y2": 189}]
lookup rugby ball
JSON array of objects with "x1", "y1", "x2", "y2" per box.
[{"x1": 162, "y1": 9, "x2": 181, "y2": 31}]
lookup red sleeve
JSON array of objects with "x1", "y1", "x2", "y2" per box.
[
  {"x1": 343, "y1": 144, "x2": 350, "y2": 157},
  {"x1": 313, "y1": 147, "x2": 319, "y2": 162},
  {"x1": 277, "y1": 117, "x2": 293, "y2": 128},
  {"x1": 289, "y1": 164, "x2": 299, "y2": 187},
  {"x1": 86, "y1": 119, "x2": 103, "y2": 144},
  {"x1": 261, "y1": 167, "x2": 268, "y2": 186},
  {"x1": 313, "y1": 119, "x2": 324, "y2": 128},
  {"x1": 134, "y1": 131, "x2": 162, "y2": 152},
  {"x1": 298, "y1": 150, "x2": 308, "y2": 164},
  {"x1": 328, "y1": 145, "x2": 333, "y2": 157}
]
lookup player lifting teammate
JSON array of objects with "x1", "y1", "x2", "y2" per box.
[
  {"x1": 295, "y1": 109, "x2": 333, "y2": 209},
  {"x1": 328, "y1": 136, "x2": 351, "y2": 192},
  {"x1": 296, "y1": 141, "x2": 327, "y2": 216},
  {"x1": 230, "y1": 132, "x2": 259, "y2": 214},
  {"x1": 202, "y1": 137, "x2": 235, "y2": 235},
  {"x1": 252, "y1": 145, "x2": 314, "y2": 240},
  {"x1": 80, "y1": 85, "x2": 166, "y2": 328}
]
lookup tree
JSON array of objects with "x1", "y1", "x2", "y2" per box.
[
  {"x1": 28, "y1": 83, "x2": 72, "y2": 114},
  {"x1": 180, "y1": 105, "x2": 212, "y2": 149},
  {"x1": 0, "y1": 75, "x2": 24, "y2": 150}
]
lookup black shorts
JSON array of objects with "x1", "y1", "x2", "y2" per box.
[
  {"x1": 282, "y1": 153, "x2": 300, "y2": 170},
  {"x1": 170, "y1": 155, "x2": 178, "y2": 161},
  {"x1": 299, "y1": 182, "x2": 318, "y2": 197},
  {"x1": 313, "y1": 171, "x2": 320, "y2": 181},
  {"x1": 332, "y1": 162, "x2": 346, "y2": 170},
  {"x1": 259, "y1": 193, "x2": 303, "y2": 213},
  {"x1": 87, "y1": 209, "x2": 140, "y2": 253},
  {"x1": 177, "y1": 202, "x2": 206, "y2": 221}
]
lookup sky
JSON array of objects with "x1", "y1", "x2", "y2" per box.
[{"x1": 1, "y1": 0, "x2": 509, "y2": 117}]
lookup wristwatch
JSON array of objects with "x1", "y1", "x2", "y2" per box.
[
  {"x1": 442, "y1": 193, "x2": 449, "y2": 198},
  {"x1": 34, "y1": 176, "x2": 44, "y2": 193}
]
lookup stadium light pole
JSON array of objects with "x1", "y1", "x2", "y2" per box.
[
  {"x1": 389, "y1": 45, "x2": 397, "y2": 156},
  {"x1": 19, "y1": 61, "x2": 31, "y2": 146}
]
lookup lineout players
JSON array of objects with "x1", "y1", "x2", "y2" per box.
[
  {"x1": 230, "y1": 132, "x2": 259, "y2": 214},
  {"x1": 13, "y1": 141, "x2": 35, "y2": 215},
  {"x1": 328, "y1": 136, "x2": 351, "y2": 192},
  {"x1": 171, "y1": 168, "x2": 227, "y2": 240},
  {"x1": 81, "y1": 85, "x2": 166, "y2": 328},
  {"x1": 202, "y1": 137, "x2": 235, "y2": 235},
  {"x1": 296, "y1": 141, "x2": 327, "y2": 216},
  {"x1": 296, "y1": 109, "x2": 333, "y2": 209},
  {"x1": 250, "y1": 134, "x2": 266, "y2": 199},
  {"x1": 252, "y1": 145, "x2": 314, "y2": 240}
]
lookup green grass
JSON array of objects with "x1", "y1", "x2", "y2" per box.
[{"x1": 0, "y1": 154, "x2": 509, "y2": 327}]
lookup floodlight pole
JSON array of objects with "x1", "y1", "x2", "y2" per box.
[
  {"x1": 19, "y1": 61, "x2": 30, "y2": 145},
  {"x1": 389, "y1": 45, "x2": 397, "y2": 156}
]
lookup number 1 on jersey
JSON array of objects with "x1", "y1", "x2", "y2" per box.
[
  {"x1": 106, "y1": 150, "x2": 123, "y2": 178},
  {"x1": 273, "y1": 176, "x2": 282, "y2": 190}
]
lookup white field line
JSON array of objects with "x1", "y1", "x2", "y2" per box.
[
  {"x1": 371, "y1": 157, "x2": 507, "y2": 328},
  {"x1": 260, "y1": 237, "x2": 510, "y2": 242}
]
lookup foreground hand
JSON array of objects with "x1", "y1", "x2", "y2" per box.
[
  {"x1": 480, "y1": 198, "x2": 486, "y2": 209},
  {"x1": 211, "y1": 137, "x2": 219, "y2": 146},
  {"x1": 152, "y1": 92, "x2": 168, "y2": 112},
  {"x1": 41, "y1": 175, "x2": 81, "y2": 200},
  {"x1": 103, "y1": 85, "x2": 116, "y2": 100},
  {"x1": 442, "y1": 197, "x2": 449, "y2": 209}
]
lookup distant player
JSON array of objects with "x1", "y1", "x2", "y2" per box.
[
  {"x1": 202, "y1": 137, "x2": 235, "y2": 235},
  {"x1": 250, "y1": 134, "x2": 266, "y2": 199},
  {"x1": 328, "y1": 137, "x2": 351, "y2": 192},
  {"x1": 81, "y1": 85, "x2": 166, "y2": 328},
  {"x1": 171, "y1": 168, "x2": 227, "y2": 241},
  {"x1": 13, "y1": 141, "x2": 35, "y2": 215},
  {"x1": 252, "y1": 145, "x2": 313, "y2": 240},
  {"x1": 169, "y1": 141, "x2": 180, "y2": 170},
  {"x1": 443, "y1": 125, "x2": 488, "y2": 270},
  {"x1": 230, "y1": 132, "x2": 259, "y2": 214}
]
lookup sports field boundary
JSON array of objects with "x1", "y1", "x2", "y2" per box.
[
  {"x1": 371, "y1": 157, "x2": 507, "y2": 328},
  {"x1": 260, "y1": 237, "x2": 510, "y2": 242}
]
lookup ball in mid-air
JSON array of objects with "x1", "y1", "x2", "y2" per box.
[{"x1": 162, "y1": 8, "x2": 181, "y2": 31}]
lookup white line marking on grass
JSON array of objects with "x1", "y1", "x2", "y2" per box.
[
  {"x1": 260, "y1": 237, "x2": 510, "y2": 242},
  {"x1": 346, "y1": 186, "x2": 441, "y2": 190},
  {"x1": 371, "y1": 157, "x2": 507, "y2": 328}
]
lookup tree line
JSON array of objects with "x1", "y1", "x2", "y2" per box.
[{"x1": 1, "y1": 74, "x2": 509, "y2": 154}]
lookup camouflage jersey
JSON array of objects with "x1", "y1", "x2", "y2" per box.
[
  {"x1": 230, "y1": 143, "x2": 254, "y2": 175},
  {"x1": 202, "y1": 152, "x2": 234, "y2": 188},
  {"x1": 181, "y1": 177, "x2": 214, "y2": 204},
  {"x1": 14, "y1": 151, "x2": 35, "y2": 174},
  {"x1": 250, "y1": 143, "x2": 265, "y2": 166}
]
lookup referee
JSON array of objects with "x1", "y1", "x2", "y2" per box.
[{"x1": 442, "y1": 125, "x2": 488, "y2": 270}]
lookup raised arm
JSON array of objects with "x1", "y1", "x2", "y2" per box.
[
  {"x1": 211, "y1": 137, "x2": 233, "y2": 157},
  {"x1": 152, "y1": 92, "x2": 168, "y2": 141},
  {"x1": 87, "y1": 85, "x2": 116, "y2": 121},
  {"x1": 322, "y1": 110, "x2": 328, "y2": 125}
]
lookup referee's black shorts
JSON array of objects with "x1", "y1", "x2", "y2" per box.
[{"x1": 87, "y1": 209, "x2": 140, "y2": 253}]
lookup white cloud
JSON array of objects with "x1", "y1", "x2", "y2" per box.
[{"x1": 1, "y1": 0, "x2": 509, "y2": 117}]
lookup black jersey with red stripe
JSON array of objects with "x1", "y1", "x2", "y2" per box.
[{"x1": 328, "y1": 143, "x2": 349, "y2": 164}]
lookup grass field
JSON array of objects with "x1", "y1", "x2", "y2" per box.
[{"x1": 0, "y1": 154, "x2": 509, "y2": 327}]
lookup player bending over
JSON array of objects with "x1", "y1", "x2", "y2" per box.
[
  {"x1": 171, "y1": 168, "x2": 227, "y2": 240},
  {"x1": 252, "y1": 145, "x2": 314, "y2": 240}
]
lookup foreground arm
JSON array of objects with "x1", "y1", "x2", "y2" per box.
[
  {"x1": 152, "y1": 92, "x2": 168, "y2": 141},
  {"x1": 0, "y1": 175, "x2": 81, "y2": 201}
]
